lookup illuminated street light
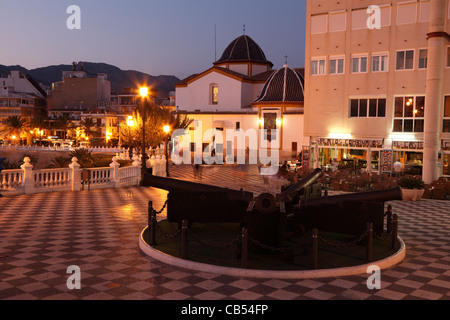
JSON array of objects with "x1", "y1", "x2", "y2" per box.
[
  {"x1": 139, "y1": 87, "x2": 149, "y2": 98},
  {"x1": 140, "y1": 86, "x2": 149, "y2": 183},
  {"x1": 127, "y1": 116, "x2": 135, "y2": 127},
  {"x1": 164, "y1": 125, "x2": 171, "y2": 177}
]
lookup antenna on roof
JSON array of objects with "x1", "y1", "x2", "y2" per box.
[
  {"x1": 285, "y1": 55, "x2": 289, "y2": 65},
  {"x1": 215, "y1": 24, "x2": 217, "y2": 61},
  {"x1": 243, "y1": 24, "x2": 246, "y2": 35}
]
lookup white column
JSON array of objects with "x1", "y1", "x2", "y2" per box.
[
  {"x1": 69, "y1": 157, "x2": 81, "y2": 191},
  {"x1": 21, "y1": 157, "x2": 34, "y2": 194},
  {"x1": 110, "y1": 156, "x2": 121, "y2": 188},
  {"x1": 423, "y1": 0, "x2": 447, "y2": 184}
]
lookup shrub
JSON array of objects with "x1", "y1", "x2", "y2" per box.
[
  {"x1": 397, "y1": 176, "x2": 425, "y2": 189},
  {"x1": 48, "y1": 156, "x2": 71, "y2": 168}
]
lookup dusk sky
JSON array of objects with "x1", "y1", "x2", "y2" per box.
[{"x1": 0, "y1": 0, "x2": 306, "y2": 80}]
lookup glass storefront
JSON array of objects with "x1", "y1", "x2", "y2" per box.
[
  {"x1": 444, "y1": 153, "x2": 450, "y2": 176},
  {"x1": 319, "y1": 147, "x2": 380, "y2": 173},
  {"x1": 393, "y1": 151, "x2": 423, "y2": 176},
  {"x1": 312, "y1": 138, "x2": 447, "y2": 178}
]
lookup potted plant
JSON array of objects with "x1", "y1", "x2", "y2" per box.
[{"x1": 397, "y1": 176, "x2": 425, "y2": 201}]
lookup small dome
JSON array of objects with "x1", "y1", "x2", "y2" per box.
[
  {"x1": 215, "y1": 35, "x2": 273, "y2": 67},
  {"x1": 254, "y1": 65, "x2": 305, "y2": 103}
]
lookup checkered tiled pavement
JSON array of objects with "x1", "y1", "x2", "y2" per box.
[{"x1": 0, "y1": 164, "x2": 449, "y2": 301}]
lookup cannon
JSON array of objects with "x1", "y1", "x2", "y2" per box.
[
  {"x1": 142, "y1": 173, "x2": 253, "y2": 223},
  {"x1": 289, "y1": 187, "x2": 403, "y2": 237},
  {"x1": 277, "y1": 168, "x2": 323, "y2": 203},
  {"x1": 245, "y1": 185, "x2": 402, "y2": 248},
  {"x1": 143, "y1": 170, "x2": 402, "y2": 250}
]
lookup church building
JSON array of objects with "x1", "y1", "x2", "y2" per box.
[{"x1": 175, "y1": 33, "x2": 306, "y2": 161}]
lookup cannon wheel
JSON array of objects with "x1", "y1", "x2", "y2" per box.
[
  {"x1": 292, "y1": 223, "x2": 305, "y2": 238},
  {"x1": 254, "y1": 193, "x2": 277, "y2": 215}
]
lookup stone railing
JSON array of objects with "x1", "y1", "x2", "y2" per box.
[
  {"x1": 0, "y1": 144, "x2": 125, "y2": 154},
  {"x1": 0, "y1": 155, "x2": 167, "y2": 196}
]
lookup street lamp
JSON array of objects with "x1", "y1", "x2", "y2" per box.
[
  {"x1": 140, "y1": 86, "x2": 149, "y2": 182},
  {"x1": 126, "y1": 116, "x2": 135, "y2": 127},
  {"x1": 164, "y1": 125, "x2": 171, "y2": 177}
]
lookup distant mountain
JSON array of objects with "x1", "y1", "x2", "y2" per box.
[{"x1": 0, "y1": 62, "x2": 180, "y2": 100}]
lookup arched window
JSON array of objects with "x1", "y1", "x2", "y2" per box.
[{"x1": 210, "y1": 84, "x2": 219, "y2": 105}]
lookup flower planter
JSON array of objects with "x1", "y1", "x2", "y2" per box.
[{"x1": 401, "y1": 188, "x2": 425, "y2": 201}]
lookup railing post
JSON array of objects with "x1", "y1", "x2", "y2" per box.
[
  {"x1": 132, "y1": 155, "x2": 141, "y2": 185},
  {"x1": 69, "y1": 157, "x2": 81, "y2": 191},
  {"x1": 20, "y1": 157, "x2": 34, "y2": 194},
  {"x1": 391, "y1": 214, "x2": 399, "y2": 250},
  {"x1": 367, "y1": 222, "x2": 373, "y2": 261},
  {"x1": 182, "y1": 220, "x2": 188, "y2": 259},
  {"x1": 241, "y1": 227, "x2": 248, "y2": 269},
  {"x1": 312, "y1": 228, "x2": 318, "y2": 269},
  {"x1": 109, "y1": 156, "x2": 121, "y2": 188}
]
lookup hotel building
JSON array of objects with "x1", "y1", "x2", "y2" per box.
[{"x1": 304, "y1": 0, "x2": 450, "y2": 182}]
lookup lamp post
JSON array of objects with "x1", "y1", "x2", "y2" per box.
[
  {"x1": 164, "y1": 125, "x2": 171, "y2": 177},
  {"x1": 140, "y1": 87, "x2": 149, "y2": 182}
]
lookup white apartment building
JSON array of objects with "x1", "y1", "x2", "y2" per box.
[
  {"x1": 0, "y1": 71, "x2": 46, "y2": 120},
  {"x1": 304, "y1": 0, "x2": 450, "y2": 182}
]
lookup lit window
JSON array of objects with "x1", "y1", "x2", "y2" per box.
[
  {"x1": 396, "y1": 50, "x2": 414, "y2": 70},
  {"x1": 393, "y1": 96, "x2": 425, "y2": 133},
  {"x1": 211, "y1": 85, "x2": 218, "y2": 105}
]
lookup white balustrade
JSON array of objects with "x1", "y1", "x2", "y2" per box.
[
  {"x1": 33, "y1": 168, "x2": 72, "y2": 191},
  {"x1": 0, "y1": 145, "x2": 169, "y2": 196},
  {"x1": 87, "y1": 167, "x2": 112, "y2": 186},
  {"x1": 0, "y1": 169, "x2": 24, "y2": 193},
  {"x1": 0, "y1": 144, "x2": 126, "y2": 154}
]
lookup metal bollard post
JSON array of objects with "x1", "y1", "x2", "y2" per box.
[
  {"x1": 182, "y1": 220, "x2": 188, "y2": 259},
  {"x1": 387, "y1": 212, "x2": 393, "y2": 233},
  {"x1": 151, "y1": 213, "x2": 157, "y2": 246},
  {"x1": 367, "y1": 222, "x2": 373, "y2": 261},
  {"x1": 241, "y1": 227, "x2": 248, "y2": 269},
  {"x1": 312, "y1": 229, "x2": 318, "y2": 269},
  {"x1": 148, "y1": 201, "x2": 156, "y2": 246},
  {"x1": 391, "y1": 214, "x2": 399, "y2": 250}
]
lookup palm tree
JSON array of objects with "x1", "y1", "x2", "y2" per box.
[
  {"x1": 1, "y1": 116, "x2": 28, "y2": 145},
  {"x1": 70, "y1": 148, "x2": 95, "y2": 168},
  {"x1": 29, "y1": 112, "x2": 48, "y2": 145},
  {"x1": 54, "y1": 114, "x2": 75, "y2": 140},
  {"x1": 80, "y1": 117, "x2": 101, "y2": 139},
  {"x1": 171, "y1": 113, "x2": 194, "y2": 131}
]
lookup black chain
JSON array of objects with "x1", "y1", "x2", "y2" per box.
[
  {"x1": 318, "y1": 230, "x2": 369, "y2": 248},
  {"x1": 188, "y1": 230, "x2": 241, "y2": 250},
  {"x1": 153, "y1": 199, "x2": 168, "y2": 215},
  {"x1": 155, "y1": 221, "x2": 181, "y2": 240},
  {"x1": 248, "y1": 236, "x2": 306, "y2": 254}
]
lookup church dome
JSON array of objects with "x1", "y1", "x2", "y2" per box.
[
  {"x1": 214, "y1": 35, "x2": 273, "y2": 67},
  {"x1": 254, "y1": 65, "x2": 305, "y2": 103}
]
